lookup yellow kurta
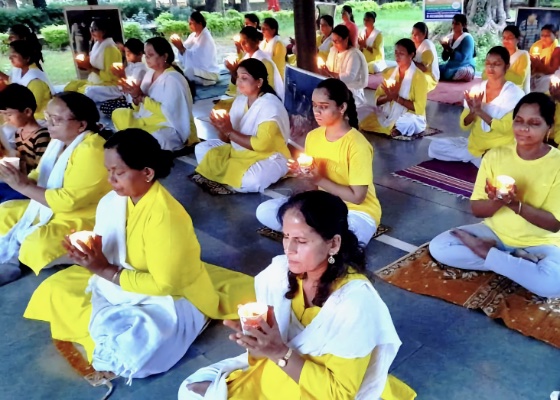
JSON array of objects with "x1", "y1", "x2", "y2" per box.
[
  {"x1": 553, "y1": 103, "x2": 560, "y2": 146},
  {"x1": 226, "y1": 273, "x2": 416, "y2": 400},
  {"x1": 16, "y1": 64, "x2": 52, "y2": 120},
  {"x1": 419, "y1": 50, "x2": 438, "y2": 92},
  {"x1": 24, "y1": 182, "x2": 255, "y2": 360},
  {"x1": 359, "y1": 67, "x2": 428, "y2": 135},
  {"x1": 289, "y1": 34, "x2": 333, "y2": 66},
  {"x1": 362, "y1": 31, "x2": 384, "y2": 64},
  {"x1": 196, "y1": 120, "x2": 290, "y2": 188},
  {"x1": 459, "y1": 107, "x2": 514, "y2": 158},
  {"x1": 482, "y1": 51, "x2": 530, "y2": 91},
  {"x1": 471, "y1": 143, "x2": 560, "y2": 247},
  {"x1": 64, "y1": 44, "x2": 122, "y2": 93},
  {"x1": 0, "y1": 133, "x2": 111, "y2": 273},
  {"x1": 305, "y1": 127, "x2": 382, "y2": 225},
  {"x1": 269, "y1": 40, "x2": 287, "y2": 80},
  {"x1": 530, "y1": 39, "x2": 558, "y2": 66}
]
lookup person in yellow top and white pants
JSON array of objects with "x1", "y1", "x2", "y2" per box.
[
  {"x1": 260, "y1": 17, "x2": 287, "y2": 80},
  {"x1": 411, "y1": 22, "x2": 440, "y2": 93},
  {"x1": 359, "y1": 12, "x2": 386, "y2": 74}
]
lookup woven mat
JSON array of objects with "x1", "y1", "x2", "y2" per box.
[
  {"x1": 363, "y1": 127, "x2": 443, "y2": 141},
  {"x1": 257, "y1": 223, "x2": 391, "y2": 242},
  {"x1": 376, "y1": 244, "x2": 560, "y2": 349},
  {"x1": 188, "y1": 173, "x2": 236, "y2": 195}
]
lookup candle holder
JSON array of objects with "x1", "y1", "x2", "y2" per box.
[
  {"x1": 297, "y1": 153, "x2": 314, "y2": 174},
  {"x1": 238, "y1": 302, "x2": 268, "y2": 336},
  {"x1": 69, "y1": 231, "x2": 95, "y2": 252},
  {"x1": 496, "y1": 175, "x2": 515, "y2": 198}
]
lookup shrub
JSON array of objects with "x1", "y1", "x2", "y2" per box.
[
  {"x1": 124, "y1": 22, "x2": 148, "y2": 41},
  {"x1": 0, "y1": 33, "x2": 8, "y2": 55},
  {"x1": 41, "y1": 24, "x2": 69, "y2": 50},
  {"x1": 157, "y1": 20, "x2": 190, "y2": 37},
  {"x1": 336, "y1": 1, "x2": 380, "y2": 13},
  {"x1": 155, "y1": 11, "x2": 175, "y2": 25},
  {"x1": 380, "y1": 1, "x2": 415, "y2": 10}
]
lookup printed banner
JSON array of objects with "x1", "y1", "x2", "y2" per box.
[{"x1": 423, "y1": 0, "x2": 463, "y2": 22}]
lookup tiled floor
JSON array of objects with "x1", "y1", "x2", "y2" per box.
[{"x1": 1, "y1": 87, "x2": 559, "y2": 400}]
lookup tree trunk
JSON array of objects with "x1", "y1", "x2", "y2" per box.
[
  {"x1": 294, "y1": 0, "x2": 317, "y2": 73},
  {"x1": 86, "y1": 0, "x2": 98, "y2": 5},
  {"x1": 240, "y1": 0, "x2": 250, "y2": 11},
  {"x1": 32, "y1": 0, "x2": 47, "y2": 8},
  {"x1": 466, "y1": 0, "x2": 508, "y2": 32},
  {"x1": 205, "y1": 0, "x2": 223, "y2": 12}
]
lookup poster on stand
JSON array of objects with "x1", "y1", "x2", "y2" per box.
[
  {"x1": 423, "y1": 0, "x2": 462, "y2": 22},
  {"x1": 315, "y1": 2, "x2": 337, "y2": 20},
  {"x1": 516, "y1": 7, "x2": 560, "y2": 50}
]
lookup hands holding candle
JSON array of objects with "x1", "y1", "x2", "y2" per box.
[
  {"x1": 210, "y1": 109, "x2": 234, "y2": 142},
  {"x1": 225, "y1": 55, "x2": 239, "y2": 72},
  {"x1": 287, "y1": 153, "x2": 321, "y2": 183},
  {"x1": 382, "y1": 78, "x2": 401, "y2": 102},
  {"x1": 485, "y1": 176, "x2": 517, "y2": 205},
  {"x1": 75, "y1": 53, "x2": 91, "y2": 70},
  {"x1": 111, "y1": 62, "x2": 126, "y2": 79},
  {"x1": 170, "y1": 33, "x2": 184, "y2": 53},
  {"x1": 464, "y1": 87, "x2": 484, "y2": 113}
]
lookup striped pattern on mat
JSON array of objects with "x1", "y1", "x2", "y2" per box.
[{"x1": 392, "y1": 160, "x2": 478, "y2": 199}]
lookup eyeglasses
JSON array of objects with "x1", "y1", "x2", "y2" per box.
[{"x1": 44, "y1": 111, "x2": 76, "y2": 126}]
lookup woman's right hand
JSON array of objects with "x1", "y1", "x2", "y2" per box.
[
  {"x1": 121, "y1": 78, "x2": 142, "y2": 99},
  {"x1": 551, "y1": 81, "x2": 560, "y2": 102},
  {"x1": 234, "y1": 41, "x2": 243, "y2": 54},
  {"x1": 485, "y1": 178, "x2": 498, "y2": 200},
  {"x1": 110, "y1": 65, "x2": 126, "y2": 79},
  {"x1": 170, "y1": 36, "x2": 184, "y2": 52}
]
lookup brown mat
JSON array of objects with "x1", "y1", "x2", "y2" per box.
[
  {"x1": 188, "y1": 173, "x2": 236, "y2": 195},
  {"x1": 376, "y1": 244, "x2": 560, "y2": 349},
  {"x1": 257, "y1": 224, "x2": 391, "y2": 242},
  {"x1": 363, "y1": 127, "x2": 443, "y2": 141}
]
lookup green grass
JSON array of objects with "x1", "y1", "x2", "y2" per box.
[{"x1": 0, "y1": 50, "x2": 76, "y2": 86}]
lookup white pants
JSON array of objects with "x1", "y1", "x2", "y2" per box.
[
  {"x1": 368, "y1": 60, "x2": 387, "y2": 74},
  {"x1": 429, "y1": 223, "x2": 560, "y2": 298},
  {"x1": 84, "y1": 85, "x2": 122, "y2": 103},
  {"x1": 350, "y1": 88, "x2": 367, "y2": 108},
  {"x1": 256, "y1": 197, "x2": 378, "y2": 245},
  {"x1": 394, "y1": 113, "x2": 427, "y2": 136},
  {"x1": 428, "y1": 137, "x2": 481, "y2": 167},
  {"x1": 195, "y1": 139, "x2": 288, "y2": 193},
  {"x1": 184, "y1": 66, "x2": 219, "y2": 86},
  {"x1": 153, "y1": 127, "x2": 185, "y2": 151},
  {"x1": 531, "y1": 74, "x2": 551, "y2": 93}
]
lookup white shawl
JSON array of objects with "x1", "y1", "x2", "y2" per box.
[
  {"x1": 361, "y1": 28, "x2": 381, "y2": 49},
  {"x1": 228, "y1": 93, "x2": 290, "y2": 151},
  {"x1": 10, "y1": 66, "x2": 55, "y2": 94},
  {"x1": 86, "y1": 190, "x2": 177, "y2": 383},
  {"x1": 181, "y1": 28, "x2": 220, "y2": 75},
  {"x1": 464, "y1": 80, "x2": 525, "y2": 132},
  {"x1": 509, "y1": 49, "x2": 531, "y2": 93},
  {"x1": 137, "y1": 68, "x2": 194, "y2": 144},
  {"x1": 326, "y1": 47, "x2": 368, "y2": 91},
  {"x1": 318, "y1": 34, "x2": 333, "y2": 53},
  {"x1": 376, "y1": 64, "x2": 419, "y2": 128},
  {"x1": 88, "y1": 38, "x2": 117, "y2": 84},
  {"x1": 125, "y1": 62, "x2": 148, "y2": 83},
  {"x1": 0, "y1": 132, "x2": 87, "y2": 264},
  {"x1": 259, "y1": 35, "x2": 281, "y2": 56},
  {"x1": 415, "y1": 39, "x2": 440, "y2": 81},
  {"x1": 446, "y1": 32, "x2": 471, "y2": 50},
  {"x1": 180, "y1": 255, "x2": 400, "y2": 400},
  {"x1": 243, "y1": 49, "x2": 285, "y2": 101}
]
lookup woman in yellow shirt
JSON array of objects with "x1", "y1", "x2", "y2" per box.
[
  {"x1": 530, "y1": 24, "x2": 560, "y2": 93},
  {"x1": 360, "y1": 38, "x2": 428, "y2": 138},
  {"x1": 287, "y1": 15, "x2": 334, "y2": 66},
  {"x1": 496, "y1": 25, "x2": 530, "y2": 93},
  {"x1": 411, "y1": 22, "x2": 439, "y2": 92},
  {"x1": 359, "y1": 11, "x2": 386, "y2": 73},
  {"x1": 257, "y1": 78, "x2": 381, "y2": 245},
  {"x1": 196, "y1": 58, "x2": 290, "y2": 193},
  {"x1": 0, "y1": 92, "x2": 111, "y2": 283},
  {"x1": 429, "y1": 46, "x2": 525, "y2": 166},
  {"x1": 260, "y1": 17, "x2": 287, "y2": 80},
  {"x1": 64, "y1": 19, "x2": 122, "y2": 102},
  {"x1": 24, "y1": 128, "x2": 254, "y2": 380},
  {"x1": 181, "y1": 190, "x2": 415, "y2": 400},
  {"x1": 430, "y1": 93, "x2": 560, "y2": 299}
]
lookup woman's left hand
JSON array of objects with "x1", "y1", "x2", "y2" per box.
[
  {"x1": 210, "y1": 110, "x2": 233, "y2": 135},
  {"x1": 497, "y1": 184, "x2": 518, "y2": 206},
  {"x1": 0, "y1": 163, "x2": 30, "y2": 191},
  {"x1": 121, "y1": 78, "x2": 143, "y2": 99},
  {"x1": 76, "y1": 58, "x2": 92, "y2": 71},
  {"x1": 62, "y1": 234, "x2": 110, "y2": 274}
]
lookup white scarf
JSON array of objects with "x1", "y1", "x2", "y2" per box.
[
  {"x1": 509, "y1": 49, "x2": 531, "y2": 93},
  {"x1": 10, "y1": 65, "x2": 55, "y2": 94},
  {"x1": 377, "y1": 64, "x2": 418, "y2": 128},
  {"x1": 361, "y1": 28, "x2": 380, "y2": 48},
  {"x1": 415, "y1": 39, "x2": 440, "y2": 81},
  {"x1": 137, "y1": 68, "x2": 194, "y2": 144},
  {"x1": 181, "y1": 255, "x2": 400, "y2": 400},
  {"x1": 242, "y1": 49, "x2": 285, "y2": 101},
  {"x1": 229, "y1": 93, "x2": 290, "y2": 151},
  {"x1": 88, "y1": 38, "x2": 117, "y2": 84},
  {"x1": 326, "y1": 47, "x2": 368, "y2": 91},
  {"x1": 447, "y1": 32, "x2": 471, "y2": 50},
  {"x1": 0, "y1": 132, "x2": 87, "y2": 264},
  {"x1": 125, "y1": 62, "x2": 148, "y2": 83},
  {"x1": 259, "y1": 35, "x2": 281, "y2": 57},
  {"x1": 182, "y1": 28, "x2": 220, "y2": 75},
  {"x1": 465, "y1": 80, "x2": 525, "y2": 132},
  {"x1": 318, "y1": 34, "x2": 333, "y2": 53}
]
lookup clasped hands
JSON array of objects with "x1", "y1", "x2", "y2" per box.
[
  {"x1": 286, "y1": 158, "x2": 321, "y2": 184},
  {"x1": 485, "y1": 178, "x2": 518, "y2": 206},
  {"x1": 382, "y1": 81, "x2": 401, "y2": 102},
  {"x1": 464, "y1": 90, "x2": 484, "y2": 115},
  {"x1": 62, "y1": 234, "x2": 112, "y2": 275},
  {"x1": 209, "y1": 109, "x2": 234, "y2": 143},
  {"x1": 0, "y1": 162, "x2": 31, "y2": 191}
]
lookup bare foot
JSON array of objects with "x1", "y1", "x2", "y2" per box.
[
  {"x1": 512, "y1": 249, "x2": 544, "y2": 263},
  {"x1": 450, "y1": 229, "x2": 496, "y2": 259},
  {"x1": 390, "y1": 128, "x2": 402, "y2": 137},
  {"x1": 187, "y1": 381, "x2": 211, "y2": 396}
]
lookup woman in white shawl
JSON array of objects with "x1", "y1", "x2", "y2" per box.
[
  {"x1": 359, "y1": 12, "x2": 386, "y2": 74},
  {"x1": 113, "y1": 37, "x2": 198, "y2": 151},
  {"x1": 319, "y1": 25, "x2": 368, "y2": 108},
  {"x1": 411, "y1": 22, "x2": 440, "y2": 92},
  {"x1": 429, "y1": 46, "x2": 525, "y2": 167},
  {"x1": 259, "y1": 17, "x2": 287, "y2": 80},
  {"x1": 171, "y1": 11, "x2": 221, "y2": 86},
  {"x1": 195, "y1": 58, "x2": 290, "y2": 193},
  {"x1": 179, "y1": 191, "x2": 416, "y2": 400},
  {"x1": 64, "y1": 19, "x2": 122, "y2": 102},
  {"x1": 494, "y1": 25, "x2": 530, "y2": 93}
]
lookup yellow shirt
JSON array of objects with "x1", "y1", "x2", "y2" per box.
[
  {"x1": 99, "y1": 44, "x2": 123, "y2": 85},
  {"x1": 305, "y1": 127, "x2": 382, "y2": 225},
  {"x1": 362, "y1": 31, "x2": 384, "y2": 64},
  {"x1": 482, "y1": 51, "x2": 530, "y2": 91},
  {"x1": 316, "y1": 34, "x2": 333, "y2": 62},
  {"x1": 270, "y1": 40, "x2": 287, "y2": 80},
  {"x1": 459, "y1": 107, "x2": 514, "y2": 158},
  {"x1": 23, "y1": 65, "x2": 52, "y2": 120},
  {"x1": 530, "y1": 39, "x2": 558, "y2": 66},
  {"x1": 553, "y1": 103, "x2": 560, "y2": 146},
  {"x1": 471, "y1": 143, "x2": 560, "y2": 247},
  {"x1": 419, "y1": 50, "x2": 438, "y2": 92}
]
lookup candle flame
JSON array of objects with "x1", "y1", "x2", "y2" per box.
[
  {"x1": 552, "y1": 75, "x2": 560, "y2": 88},
  {"x1": 385, "y1": 78, "x2": 396, "y2": 88},
  {"x1": 75, "y1": 54, "x2": 85, "y2": 61},
  {"x1": 297, "y1": 153, "x2": 313, "y2": 167},
  {"x1": 233, "y1": 34, "x2": 241, "y2": 42},
  {"x1": 112, "y1": 62, "x2": 123, "y2": 69},
  {"x1": 317, "y1": 57, "x2": 325, "y2": 68}
]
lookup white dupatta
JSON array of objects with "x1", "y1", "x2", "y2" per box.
[
  {"x1": 88, "y1": 38, "x2": 117, "y2": 84},
  {"x1": 415, "y1": 39, "x2": 440, "y2": 81},
  {"x1": 318, "y1": 34, "x2": 333, "y2": 53},
  {"x1": 244, "y1": 49, "x2": 285, "y2": 101},
  {"x1": 10, "y1": 65, "x2": 55, "y2": 94},
  {"x1": 179, "y1": 255, "x2": 401, "y2": 400},
  {"x1": 181, "y1": 28, "x2": 220, "y2": 75},
  {"x1": 259, "y1": 35, "x2": 281, "y2": 57},
  {"x1": 376, "y1": 64, "x2": 419, "y2": 128},
  {"x1": 446, "y1": 32, "x2": 471, "y2": 50},
  {"x1": 362, "y1": 28, "x2": 381, "y2": 49},
  {"x1": 509, "y1": 49, "x2": 531, "y2": 93},
  {"x1": 228, "y1": 93, "x2": 290, "y2": 151},
  {"x1": 0, "y1": 132, "x2": 87, "y2": 264}
]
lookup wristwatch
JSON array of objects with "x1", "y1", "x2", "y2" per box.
[{"x1": 277, "y1": 347, "x2": 293, "y2": 368}]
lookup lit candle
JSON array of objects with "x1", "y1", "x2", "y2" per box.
[
  {"x1": 112, "y1": 62, "x2": 123, "y2": 70},
  {"x1": 297, "y1": 153, "x2": 314, "y2": 173},
  {"x1": 317, "y1": 57, "x2": 325, "y2": 68},
  {"x1": 226, "y1": 55, "x2": 237, "y2": 65},
  {"x1": 126, "y1": 77, "x2": 137, "y2": 86},
  {"x1": 75, "y1": 54, "x2": 85, "y2": 62},
  {"x1": 233, "y1": 34, "x2": 241, "y2": 42},
  {"x1": 212, "y1": 109, "x2": 227, "y2": 119},
  {"x1": 69, "y1": 230, "x2": 95, "y2": 252},
  {"x1": 170, "y1": 33, "x2": 181, "y2": 41},
  {"x1": 385, "y1": 78, "x2": 396, "y2": 88},
  {"x1": 496, "y1": 175, "x2": 515, "y2": 197},
  {"x1": 551, "y1": 75, "x2": 560, "y2": 88},
  {"x1": 533, "y1": 47, "x2": 540, "y2": 56},
  {"x1": 469, "y1": 87, "x2": 482, "y2": 98},
  {"x1": 238, "y1": 302, "x2": 268, "y2": 336}
]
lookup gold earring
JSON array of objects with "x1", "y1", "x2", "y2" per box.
[
  {"x1": 146, "y1": 177, "x2": 152, "y2": 183},
  {"x1": 547, "y1": 130, "x2": 551, "y2": 142}
]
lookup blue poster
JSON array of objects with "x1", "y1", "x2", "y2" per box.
[
  {"x1": 516, "y1": 7, "x2": 560, "y2": 50},
  {"x1": 423, "y1": 0, "x2": 463, "y2": 22}
]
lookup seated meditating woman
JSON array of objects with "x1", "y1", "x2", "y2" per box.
[
  {"x1": 64, "y1": 19, "x2": 122, "y2": 103},
  {"x1": 112, "y1": 37, "x2": 198, "y2": 151},
  {"x1": 260, "y1": 18, "x2": 287, "y2": 80},
  {"x1": 530, "y1": 24, "x2": 560, "y2": 93},
  {"x1": 180, "y1": 190, "x2": 416, "y2": 400},
  {"x1": 24, "y1": 129, "x2": 255, "y2": 380},
  {"x1": 195, "y1": 58, "x2": 290, "y2": 193},
  {"x1": 257, "y1": 79, "x2": 382, "y2": 246},
  {"x1": 359, "y1": 12, "x2": 386, "y2": 74},
  {"x1": 319, "y1": 25, "x2": 368, "y2": 108},
  {"x1": 171, "y1": 11, "x2": 221, "y2": 86},
  {"x1": 287, "y1": 15, "x2": 334, "y2": 67},
  {"x1": 341, "y1": 5, "x2": 359, "y2": 48},
  {"x1": 359, "y1": 39, "x2": 428, "y2": 138},
  {"x1": 0, "y1": 92, "x2": 110, "y2": 285},
  {"x1": 439, "y1": 14, "x2": 476, "y2": 82},
  {"x1": 429, "y1": 46, "x2": 525, "y2": 167},
  {"x1": 430, "y1": 93, "x2": 560, "y2": 299},
  {"x1": 234, "y1": 13, "x2": 261, "y2": 58},
  {"x1": 411, "y1": 22, "x2": 440, "y2": 93}
]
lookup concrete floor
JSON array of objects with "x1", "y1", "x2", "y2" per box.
[{"x1": 1, "y1": 88, "x2": 559, "y2": 400}]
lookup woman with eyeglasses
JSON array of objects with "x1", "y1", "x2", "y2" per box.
[
  {"x1": 439, "y1": 14, "x2": 476, "y2": 82},
  {"x1": 429, "y1": 46, "x2": 525, "y2": 167},
  {"x1": 64, "y1": 18, "x2": 122, "y2": 103},
  {"x1": 530, "y1": 24, "x2": 560, "y2": 92},
  {"x1": 0, "y1": 92, "x2": 111, "y2": 285},
  {"x1": 430, "y1": 93, "x2": 560, "y2": 299}
]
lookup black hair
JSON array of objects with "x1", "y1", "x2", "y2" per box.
[
  {"x1": 9, "y1": 40, "x2": 44, "y2": 71},
  {"x1": 9, "y1": 24, "x2": 33, "y2": 41},
  {"x1": 315, "y1": 78, "x2": 358, "y2": 129},
  {"x1": 332, "y1": 24, "x2": 352, "y2": 48},
  {"x1": 320, "y1": 15, "x2": 334, "y2": 29},
  {"x1": 453, "y1": 14, "x2": 468, "y2": 32},
  {"x1": 278, "y1": 190, "x2": 369, "y2": 307},
  {"x1": 503, "y1": 25, "x2": 520, "y2": 39},
  {"x1": 8, "y1": 24, "x2": 43, "y2": 64},
  {"x1": 190, "y1": 11, "x2": 207, "y2": 28},
  {"x1": 364, "y1": 11, "x2": 377, "y2": 21},
  {"x1": 240, "y1": 26, "x2": 263, "y2": 43},
  {"x1": 238, "y1": 58, "x2": 278, "y2": 99},
  {"x1": 124, "y1": 38, "x2": 144, "y2": 55},
  {"x1": 0, "y1": 83, "x2": 37, "y2": 113},
  {"x1": 396, "y1": 38, "x2": 417, "y2": 57},
  {"x1": 487, "y1": 45, "x2": 510, "y2": 65},
  {"x1": 54, "y1": 92, "x2": 100, "y2": 132},
  {"x1": 342, "y1": 5, "x2": 355, "y2": 23},
  {"x1": 513, "y1": 93, "x2": 556, "y2": 127},
  {"x1": 542, "y1": 24, "x2": 557, "y2": 36},
  {"x1": 263, "y1": 17, "x2": 279, "y2": 36},
  {"x1": 91, "y1": 18, "x2": 112, "y2": 39},
  {"x1": 244, "y1": 13, "x2": 260, "y2": 30},
  {"x1": 413, "y1": 21, "x2": 429, "y2": 38},
  {"x1": 104, "y1": 128, "x2": 174, "y2": 180}
]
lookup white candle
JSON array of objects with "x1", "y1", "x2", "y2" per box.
[
  {"x1": 469, "y1": 87, "x2": 482, "y2": 98},
  {"x1": 170, "y1": 33, "x2": 181, "y2": 41},
  {"x1": 233, "y1": 34, "x2": 241, "y2": 42},
  {"x1": 496, "y1": 175, "x2": 515, "y2": 197},
  {"x1": 126, "y1": 77, "x2": 137, "y2": 86},
  {"x1": 238, "y1": 302, "x2": 268, "y2": 336},
  {"x1": 552, "y1": 75, "x2": 560, "y2": 88},
  {"x1": 533, "y1": 47, "x2": 540, "y2": 56},
  {"x1": 212, "y1": 109, "x2": 227, "y2": 119},
  {"x1": 297, "y1": 153, "x2": 314, "y2": 174},
  {"x1": 75, "y1": 54, "x2": 85, "y2": 61},
  {"x1": 69, "y1": 230, "x2": 95, "y2": 252},
  {"x1": 0, "y1": 157, "x2": 19, "y2": 169},
  {"x1": 317, "y1": 57, "x2": 325, "y2": 68},
  {"x1": 112, "y1": 62, "x2": 123, "y2": 70},
  {"x1": 385, "y1": 78, "x2": 396, "y2": 88}
]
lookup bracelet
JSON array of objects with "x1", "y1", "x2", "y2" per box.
[
  {"x1": 111, "y1": 268, "x2": 121, "y2": 284},
  {"x1": 517, "y1": 201, "x2": 523, "y2": 215}
]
